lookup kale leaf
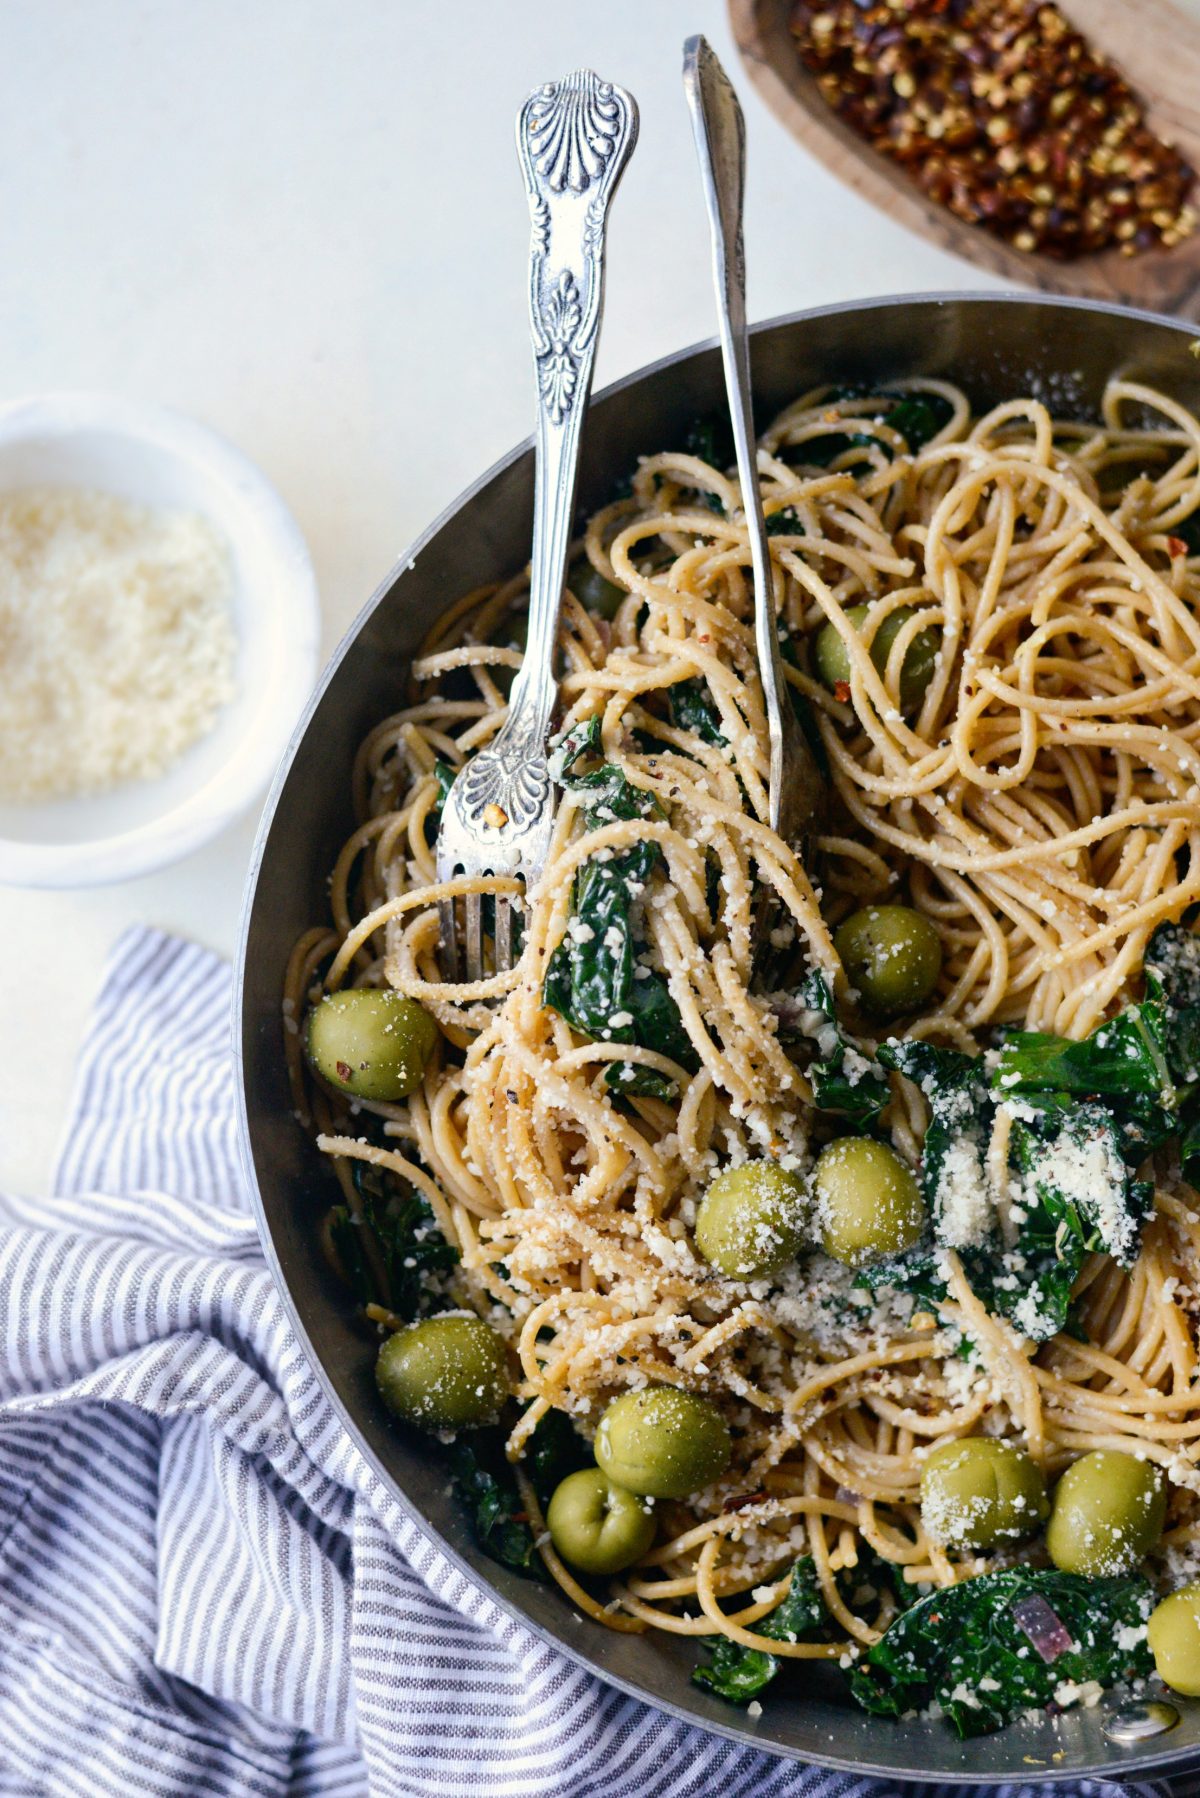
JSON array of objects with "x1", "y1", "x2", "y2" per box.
[
  {"x1": 993, "y1": 922, "x2": 1200, "y2": 1174},
  {"x1": 1146, "y1": 920, "x2": 1200, "y2": 1085},
  {"x1": 684, "y1": 413, "x2": 735, "y2": 513},
  {"x1": 874, "y1": 1045, "x2": 1150, "y2": 1341},
  {"x1": 451, "y1": 1408, "x2": 590, "y2": 1580},
  {"x1": 543, "y1": 718, "x2": 696, "y2": 1096},
  {"x1": 795, "y1": 970, "x2": 889, "y2": 1128},
  {"x1": 784, "y1": 388, "x2": 953, "y2": 469},
  {"x1": 993, "y1": 1006, "x2": 1173, "y2": 1108},
  {"x1": 849, "y1": 1567, "x2": 1154, "y2": 1738},
  {"x1": 877, "y1": 1041, "x2": 987, "y2": 1239},
  {"x1": 668, "y1": 679, "x2": 726, "y2": 747},
  {"x1": 693, "y1": 1557, "x2": 829, "y2": 1704},
  {"x1": 885, "y1": 390, "x2": 954, "y2": 452},
  {"x1": 523, "y1": 1407, "x2": 591, "y2": 1507},
  {"x1": 451, "y1": 1430, "x2": 541, "y2": 1575},
  {"x1": 694, "y1": 1548, "x2": 915, "y2": 1706},
  {"x1": 331, "y1": 1161, "x2": 458, "y2": 1317},
  {"x1": 420, "y1": 759, "x2": 457, "y2": 849}
]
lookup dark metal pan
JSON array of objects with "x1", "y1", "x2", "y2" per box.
[{"x1": 236, "y1": 292, "x2": 1200, "y2": 1784}]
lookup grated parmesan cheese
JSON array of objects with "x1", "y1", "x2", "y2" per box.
[{"x1": 0, "y1": 486, "x2": 236, "y2": 801}]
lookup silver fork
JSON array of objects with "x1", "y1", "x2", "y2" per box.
[
  {"x1": 682, "y1": 35, "x2": 819, "y2": 843},
  {"x1": 435, "y1": 69, "x2": 638, "y2": 982}
]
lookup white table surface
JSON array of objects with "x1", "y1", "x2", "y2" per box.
[{"x1": 0, "y1": 0, "x2": 1010, "y2": 1198}]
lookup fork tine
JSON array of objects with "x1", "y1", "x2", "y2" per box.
[
  {"x1": 438, "y1": 898, "x2": 460, "y2": 983},
  {"x1": 494, "y1": 896, "x2": 515, "y2": 973},
  {"x1": 465, "y1": 893, "x2": 485, "y2": 983}
]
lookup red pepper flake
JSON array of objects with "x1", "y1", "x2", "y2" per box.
[
  {"x1": 510, "y1": 1511, "x2": 530, "y2": 1525},
  {"x1": 723, "y1": 1489, "x2": 767, "y2": 1512},
  {"x1": 1169, "y1": 535, "x2": 1188, "y2": 558},
  {"x1": 834, "y1": 679, "x2": 852, "y2": 703},
  {"x1": 789, "y1": 0, "x2": 1196, "y2": 261},
  {"x1": 336, "y1": 1061, "x2": 353, "y2": 1081}
]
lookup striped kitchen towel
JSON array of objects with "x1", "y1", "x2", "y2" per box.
[{"x1": 0, "y1": 925, "x2": 1171, "y2": 1797}]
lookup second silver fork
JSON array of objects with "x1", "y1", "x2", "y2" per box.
[{"x1": 434, "y1": 70, "x2": 638, "y2": 982}]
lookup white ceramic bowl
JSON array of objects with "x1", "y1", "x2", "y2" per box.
[{"x1": 0, "y1": 391, "x2": 319, "y2": 887}]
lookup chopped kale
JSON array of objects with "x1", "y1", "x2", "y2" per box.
[
  {"x1": 432, "y1": 758, "x2": 455, "y2": 809},
  {"x1": 543, "y1": 718, "x2": 696, "y2": 1095},
  {"x1": 884, "y1": 390, "x2": 954, "y2": 452},
  {"x1": 849, "y1": 1567, "x2": 1154, "y2": 1738},
  {"x1": 789, "y1": 423, "x2": 877, "y2": 469},
  {"x1": 993, "y1": 921, "x2": 1200, "y2": 1173},
  {"x1": 877, "y1": 1041, "x2": 986, "y2": 1239},
  {"x1": 684, "y1": 413, "x2": 735, "y2": 512},
  {"x1": 694, "y1": 1548, "x2": 914, "y2": 1706},
  {"x1": 693, "y1": 1557, "x2": 828, "y2": 1703},
  {"x1": 420, "y1": 758, "x2": 457, "y2": 849},
  {"x1": 994, "y1": 1005, "x2": 1173, "y2": 1108},
  {"x1": 451, "y1": 1408, "x2": 590, "y2": 1580},
  {"x1": 668, "y1": 678, "x2": 726, "y2": 747},
  {"x1": 765, "y1": 508, "x2": 804, "y2": 537},
  {"x1": 451, "y1": 1430, "x2": 540, "y2": 1576},
  {"x1": 784, "y1": 388, "x2": 953, "y2": 470},
  {"x1": 796, "y1": 970, "x2": 889, "y2": 1128},
  {"x1": 1146, "y1": 919, "x2": 1200, "y2": 1084},
  {"x1": 855, "y1": 1237, "x2": 950, "y2": 1322},
  {"x1": 334, "y1": 1161, "x2": 458, "y2": 1317},
  {"x1": 523, "y1": 1407, "x2": 591, "y2": 1507},
  {"x1": 875, "y1": 1042, "x2": 1151, "y2": 1340},
  {"x1": 1007, "y1": 1100, "x2": 1153, "y2": 1270},
  {"x1": 327, "y1": 1206, "x2": 374, "y2": 1305}
]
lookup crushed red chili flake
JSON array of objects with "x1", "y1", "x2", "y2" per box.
[
  {"x1": 723, "y1": 1489, "x2": 768, "y2": 1512},
  {"x1": 790, "y1": 0, "x2": 1196, "y2": 260},
  {"x1": 336, "y1": 1060, "x2": 353, "y2": 1081},
  {"x1": 833, "y1": 679, "x2": 853, "y2": 702},
  {"x1": 1169, "y1": 535, "x2": 1188, "y2": 557}
]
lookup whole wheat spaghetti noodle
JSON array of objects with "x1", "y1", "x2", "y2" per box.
[{"x1": 285, "y1": 376, "x2": 1200, "y2": 1683}]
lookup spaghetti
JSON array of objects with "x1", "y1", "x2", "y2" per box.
[{"x1": 284, "y1": 375, "x2": 1200, "y2": 1688}]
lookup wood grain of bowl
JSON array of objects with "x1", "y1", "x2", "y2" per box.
[{"x1": 730, "y1": 0, "x2": 1200, "y2": 317}]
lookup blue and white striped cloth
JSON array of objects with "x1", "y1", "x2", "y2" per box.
[{"x1": 0, "y1": 926, "x2": 1168, "y2": 1797}]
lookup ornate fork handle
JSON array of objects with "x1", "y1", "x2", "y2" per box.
[{"x1": 455, "y1": 71, "x2": 638, "y2": 844}]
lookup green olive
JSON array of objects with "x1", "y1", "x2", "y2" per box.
[
  {"x1": 695, "y1": 1160, "x2": 808, "y2": 1280},
  {"x1": 306, "y1": 988, "x2": 437, "y2": 1101},
  {"x1": 814, "y1": 603, "x2": 939, "y2": 713},
  {"x1": 569, "y1": 559, "x2": 625, "y2": 619},
  {"x1": 1148, "y1": 1584, "x2": 1200, "y2": 1696},
  {"x1": 834, "y1": 904, "x2": 943, "y2": 1019},
  {"x1": 920, "y1": 1437, "x2": 1049, "y2": 1551},
  {"x1": 375, "y1": 1313, "x2": 507, "y2": 1431},
  {"x1": 595, "y1": 1387, "x2": 732, "y2": 1500},
  {"x1": 813, "y1": 1137, "x2": 925, "y2": 1268},
  {"x1": 1046, "y1": 1450, "x2": 1166, "y2": 1576},
  {"x1": 546, "y1": 1466, "x2": 656, "y2": 1575}
]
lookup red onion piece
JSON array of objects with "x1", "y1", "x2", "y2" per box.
[{"x1": 1010, "y1": 1593, "x2": 1074, "y2": 1664}]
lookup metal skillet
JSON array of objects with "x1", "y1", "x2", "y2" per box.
[{"x1": 237, "y1": 291, "x2": 1200, "y2": 1785}]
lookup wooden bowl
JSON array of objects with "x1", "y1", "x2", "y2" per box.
[{"x1": 730, "y1": 0, "x2": 1200, "y2": 317}]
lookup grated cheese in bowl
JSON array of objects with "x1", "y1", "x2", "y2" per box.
[{"x1": 0, "y1": 486, "x2": 236, "y2": 802}]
